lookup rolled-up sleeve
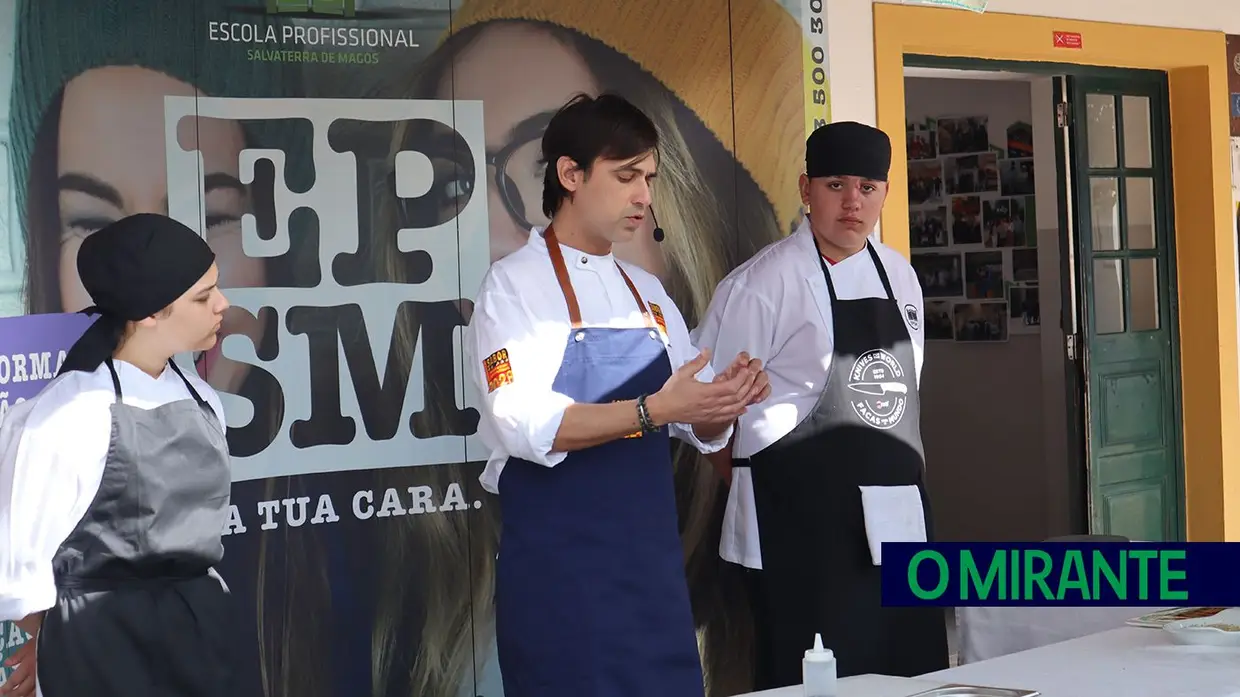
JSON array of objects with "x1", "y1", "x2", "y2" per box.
[
  {"x1": 691, "y1": 278, "x2": 777, "y2": 375},
  {"x1": 466, "y1": 287, "x2": 575, "y2": 467},
  {"x1": 0, "y1": 396, "x2": 109, "y2": 621}
]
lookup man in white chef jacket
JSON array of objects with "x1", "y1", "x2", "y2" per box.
[
  {"x1": 691, "y1": 121, "x2": 949, "y2": 688},
  {"x1": 465, "y1": 92, "x2": 769, "y2": 697}
]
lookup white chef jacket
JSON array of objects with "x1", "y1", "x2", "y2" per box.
[
  {"x1": 0, "y1": 360, "x2": 227, "y2": 621},
  {"x1": 690, "y1": 221, "x2": 925, "y2": 569},
  {"x1": 466, "y1": 227, "x2": 732, "y2": 495}
]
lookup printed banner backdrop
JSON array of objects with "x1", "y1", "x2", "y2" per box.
[
  {"x1": 0, "y1": 621, "x2": 23, "y2": 687},
  {"x1": 0, "y1": 1, "x2": 825, "y2": 695},
  {"x1": 0, "y1": 312, "x2": 93, "y2": 686}
]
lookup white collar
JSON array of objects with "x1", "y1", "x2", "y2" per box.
[
  {"x1": 110, "y1": 358, "x2": 176, "y2": 382},
  {"x1": 528, "y1": 225, "x2": 617, "y2": 265},
  {"x1": 794, "y1": 218, "x2": 880, "y2": 269}
]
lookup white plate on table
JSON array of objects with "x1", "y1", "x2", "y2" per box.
[
  {"x1": 1127, "y1": 606, "x2": 1228, "y2": 628},
  {"x1": 1162, "y1": 607, "x2": 1240, "y2": 646}
]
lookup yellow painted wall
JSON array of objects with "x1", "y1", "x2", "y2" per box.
[{"x1": 873, "y1": 4, "x2": 1240, "y2": 541}]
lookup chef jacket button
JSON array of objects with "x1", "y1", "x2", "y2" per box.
[
  {"x1": 580, "y1": 256, "x2": 588, "y2": 264},
  {"x1": 649, "y1": 330, "x2": 658, "y2": 340},
  {"x1": 575, "y1": 332, "x2": 585, "y2": 342}
]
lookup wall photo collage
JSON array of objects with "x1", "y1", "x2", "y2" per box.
[{"x1": 907, "y1": 115, "x2": 1041, "y2": 343}]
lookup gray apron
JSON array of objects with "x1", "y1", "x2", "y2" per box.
[{"x1": 37, "y1": 358, "x2": 237, "y2": 697}]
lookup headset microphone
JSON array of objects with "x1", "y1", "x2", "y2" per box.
[{"x1": 650, "y1": 205, "x2": 665, "y2": 242}]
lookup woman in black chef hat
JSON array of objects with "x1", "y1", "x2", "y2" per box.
[{"x1": 0, "y1": 213, "x2": 243, "y2": 697}]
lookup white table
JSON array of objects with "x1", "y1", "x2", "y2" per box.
[
  {"x1": 740, "y1": 674, "x2": 945, "y2": 697},
  {"x1": 739, "y1": 624, "x2": 1240, "y2": 697},
  {"x1": 955, "y1": 605, "x2": 1167, "y2": 663},
  {"x1": 925, "y1": 625, "x2": 1240, "y2": 697}
]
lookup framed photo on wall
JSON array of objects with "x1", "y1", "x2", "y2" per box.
[{"x1": 953, "y1": 300, "x2": 1009, "y2": 342}]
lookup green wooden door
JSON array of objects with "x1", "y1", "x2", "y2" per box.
[{"x1": 1065, "y1": 73, "x2": 1184, "y2": 542}]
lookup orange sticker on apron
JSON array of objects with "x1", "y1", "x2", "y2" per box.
[
  {"x1": 483, "y1": 348, "x2": 514, "y2": 392},
  {"x1": 649, "y1": 303, "x2": 668, "y2": 336}
]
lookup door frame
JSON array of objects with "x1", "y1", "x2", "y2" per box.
[
  {"x1": 875, "y1": 3, "x2": 1239, "y2": 541},
  {"x1": 902, "y1": 55, "x2": 1187, "y2": 540}
]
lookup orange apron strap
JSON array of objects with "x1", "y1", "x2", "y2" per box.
[
  {"x1": 543, "y1": 226, "x2": 657, "y2": 330},
  {"x1": 543, "y1": 225, "x2": 584, "y2": 328},
  {"x1": 616, "y1": 265, "x2": 657, "y2": 330}
]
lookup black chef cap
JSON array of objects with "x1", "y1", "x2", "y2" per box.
[
  {"x1": 58, "y1": 213, "x2": 216, "y2": 376},
  {"x1": 806, "y1": 121, "x2": 892, "y2": 182}
]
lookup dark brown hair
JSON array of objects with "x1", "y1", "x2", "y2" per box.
[{"x1": 539, "y1": 92, "x2": 660, "y2": 219}]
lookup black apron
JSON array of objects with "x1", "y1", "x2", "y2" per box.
[
  {"x1": 37, "y1": 359, "x2": 239, "y2": 697},
  {"x1": 746, "y1": 241, "x2": 949, "y2": 687}
]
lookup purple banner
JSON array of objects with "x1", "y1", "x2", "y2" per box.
[
  {"x1": 0, "y1": 312, "x2": 94, "y2": 418},
  {"x1": 0, "y1": 312, "x2": 92, "y2": 685}
]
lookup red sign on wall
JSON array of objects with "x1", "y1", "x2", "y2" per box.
[{"x1": 1053, "y1": 31, "x2": 1083, "y2": 49}]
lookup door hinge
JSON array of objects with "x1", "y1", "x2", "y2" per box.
[
  {"x1": 1066, "y1": 333, "x2": 1078, "y2": 361},
  {"x1": 1056, "y1": 102, "x2": 1071, "y2": 128}
]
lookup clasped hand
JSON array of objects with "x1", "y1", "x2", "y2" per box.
[
  {"x1": 2, "y1": 612, "x2": 42, "y2": 696},
  {"x1": 648, "y1": 348, "x2": 770, "y2": 427}
]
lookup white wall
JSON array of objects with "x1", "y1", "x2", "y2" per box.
[
  {"x1": 1233, "y1": 138, "x2": 1240, "y2": 398},
  {"x1": 905, "y1": 75, "x2": 1067, "y2": 541},
  {"x1": 824, "y1": 0, "x2": 1240, "y2": 133}
]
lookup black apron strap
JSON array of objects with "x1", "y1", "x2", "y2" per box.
[
  {"x1": 167, "y1": 359, "x2": 211, "y2": 409},
  {"x1": 104, "y1": 359, "x2": 123, "y2": 400},
  {"x1": 813, "y1": 238, "x2": 896, "y2": 303},
  {"x1": 104, "y1": 357, "x2": 207, "y2": 409},
  {"x1": 864, "y1": 242, "x2": 897, "y2": 301},
  {"x1": 814, "y1": 238, "x2": 840, "y2": 303}
]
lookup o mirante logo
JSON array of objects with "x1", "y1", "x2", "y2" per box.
[{"x1": 904, "y1": 547, "x2": 1188, "y2": 603}]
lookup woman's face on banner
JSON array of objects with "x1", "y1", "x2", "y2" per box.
[
  {"x1": 55, "y1": 66, "x2": 266, "y2": 394},
  {"x1": 443, "y1": 22, "x2": 667, "y2": 279}
]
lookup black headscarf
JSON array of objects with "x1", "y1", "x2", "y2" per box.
[
  {"x1": 58, "y1": 213, "x2": 216, "y2": 376},
  {"x1": 806, "y1": 121, "x2": 892, "y2": 182}
]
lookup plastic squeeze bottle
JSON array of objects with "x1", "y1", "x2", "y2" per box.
[{"x1": 802, "y1": 633, "x2": 837, "y2": 697}]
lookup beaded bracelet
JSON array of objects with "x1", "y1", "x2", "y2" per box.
[{"x1": 636, "y1": 394, "x2": 657, "y2": 433}]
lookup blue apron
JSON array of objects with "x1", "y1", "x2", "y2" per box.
[{"x1": 493, "y1": 227, "x2": 705, "y2": 697}]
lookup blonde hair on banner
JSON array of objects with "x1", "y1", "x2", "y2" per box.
[
  {"x1": 450, "y1": 0, "x2": 807, "y2": 236},
  {"x1": 252, "y1": 3, "x2": 800, "y2": 697}
]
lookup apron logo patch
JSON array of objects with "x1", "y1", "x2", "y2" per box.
[
  {"x1": 904, "y1": 304, "x2": 919, "y2": 330},
  {"x1": 649, "y1": 303, "x2": 668, "y2": 336},
  {"x1": 846, "y1": 349, "x2": 910, "y2": 430},
  {"x1": 483, "y1": 348, "x2": 514, "y2": 392}
]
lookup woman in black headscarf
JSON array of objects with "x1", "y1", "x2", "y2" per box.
[{"x1": 0, "y1": 213, "x2": 242, "y2": 697}]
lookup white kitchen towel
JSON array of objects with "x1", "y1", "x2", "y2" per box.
[{"x1": 858, "y1": 484, "x2": 927, "y2": 566}]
